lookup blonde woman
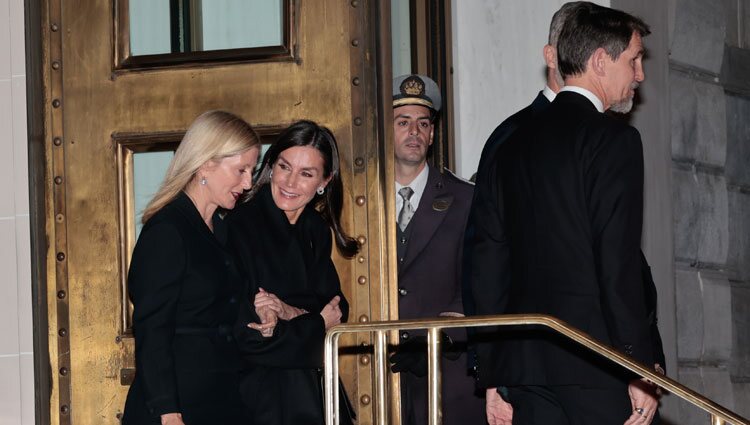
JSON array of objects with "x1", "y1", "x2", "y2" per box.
[{"x1": 122, "y1": 111, "x2": 261, "y2": 425}]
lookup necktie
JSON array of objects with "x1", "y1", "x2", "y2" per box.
[{"x1": 398, "y1": 187, "x2": 415, "y2": 231}]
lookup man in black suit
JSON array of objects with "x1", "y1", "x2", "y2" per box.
[
  {"x1": 390, "y1": 74, "x2": 484, "y2": 425},
  {"x1": 465, "y1": 3, "x2": 666, "y2": 423},
  {"x1": 471, "y1": 3, "x2": 661, "y2": 424}
]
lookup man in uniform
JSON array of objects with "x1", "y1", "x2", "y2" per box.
[{"x1": 389, "y1": 74, "x2": 484, "y2": 425}]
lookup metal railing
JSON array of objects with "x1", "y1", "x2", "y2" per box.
[{"x1": 323, "y1": 314, "x2": 750, "y2": 425}]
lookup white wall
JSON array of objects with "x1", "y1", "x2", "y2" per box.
[
  {"x1": 0, "y1": 0, "x2": 35, "y2": 423},
  {"x1": 451, "y1": 0, "x2": 609, "y2": 178}
]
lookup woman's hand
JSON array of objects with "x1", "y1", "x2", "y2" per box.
[
  {"x1": 248, "y1": 304, "x2": 278, "y2": 338},
  {"x1": 254, "y1": 287, "x2": 307, "y2": 321},
  {"x1": 247, "y1": 290, "x2": 279, "y2": 337},
  {"x1": 320, "y1": 295, "x2": 342, "y2": 330},
  {"x1": 160, "y1": 413, "x2": 185, "y2": 425}
]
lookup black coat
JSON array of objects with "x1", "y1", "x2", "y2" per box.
[
  {"x1": 228, "y1": 185, "x2": 352, "y2": 425},
  {"x1": 122, "y1": 192, "x2": 246, "y2": 425},
  {"x1": 397, "y1": 167, "x2": 485, "y2": 425},
  {"x1": 471, "y1": 91, "x2": 656, "y2": 389}
]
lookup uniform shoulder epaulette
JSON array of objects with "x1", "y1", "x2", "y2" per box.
[{"x1": 443, "y1": 167, "x2": 475, "y2": 186}]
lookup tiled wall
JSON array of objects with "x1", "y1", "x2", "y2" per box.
[{"x1": 0, "y1": 0, "x2": 35, "y2": 423}]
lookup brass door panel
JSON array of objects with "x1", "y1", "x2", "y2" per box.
[{"x1": 41, "y1": 0, "x2": 396, "y2": 423}]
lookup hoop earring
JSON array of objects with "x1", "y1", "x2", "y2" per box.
[
  {"x1": 316, "y1": 186, "x2": 325, "y2": 195},
  {"x1": 200, "y1": 177, "x2": 207, "y2": 185}
]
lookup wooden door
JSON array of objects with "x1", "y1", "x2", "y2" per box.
[{"x1": 39, "y1": 1, "x2": 397, "y2": 423}]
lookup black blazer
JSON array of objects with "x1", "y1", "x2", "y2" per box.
[
  {"x1": 229, "y1": 185, "x2": 352, "y2": 425},
  {"x1": 463, "y1": 91, "x2": 550, "y2": 318},
  {"x1": 471, "y1": 91, "x2": 655, "y2": 389},
  {"x1": 122, "y1": 192, "x2": 246, "y2": 425}
]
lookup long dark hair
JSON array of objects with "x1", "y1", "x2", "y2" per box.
[{"x1": 249, "y1": 120, "x2": 359, "y2": 258}]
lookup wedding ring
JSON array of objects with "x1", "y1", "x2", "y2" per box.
[{"x1": 635, "y1": 407, "x2": 645, "y2": 415}]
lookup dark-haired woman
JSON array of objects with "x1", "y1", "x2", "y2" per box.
[{"x1": 229, "y1": 120, "x2": 358, "y2": 425}]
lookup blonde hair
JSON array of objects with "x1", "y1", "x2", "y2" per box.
[{"x1": 141, "y1": 110, "x2": 260, "y2": 223}]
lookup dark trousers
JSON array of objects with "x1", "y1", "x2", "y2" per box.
[{"x1": 506, "y1": 385, "x2": 661, "y2": 425}]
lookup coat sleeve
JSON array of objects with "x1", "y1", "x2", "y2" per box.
[
  {"x1": 587, "y1": 127, "x2": 654, "y2": 367},
  {"x1": 468, "y1": 152, "x2": 512, "y2": 388},
  {"x1": 233, "y1": 224, "x2": 346, "y2": 368},
  {"x1": 128, "y1": 220, "x2": 186, "y2": 416},
  {"x1": 641, "y1": 251, "x2": 666, "y2": 371}
]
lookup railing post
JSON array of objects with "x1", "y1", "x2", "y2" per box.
[
  {"x1": 427, "y1": 328, "x2": 443, "y2": 425},
  {"x1": 711, "y1": 415, "x2": 725, "y2": 425},
  {"x1": 324, "y1": 331, "x2": 336, "y2": 425},
  {"x1": 374, "y1": 330, "x2": 388, "y2": 425}
]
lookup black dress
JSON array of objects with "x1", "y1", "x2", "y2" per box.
[
  {"x1": 229, "y1": 185, "x2": 354, "y2": 425},
  {"x1": 122, "y1": 192, "x2": 248, "y2": 425}
]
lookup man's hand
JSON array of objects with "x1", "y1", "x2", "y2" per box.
[
  {"x1": 160, "y1": 413, "x2": 185, "y2": 425},
  {"x1": 623, "y1": 379, "x2": 659, "y2": 425},
  {"x1": 389, "y1": 333, "x2": 461, "y2": 377},
  {"x1": 486, "y1": 387, "x2": 513, "y2": 425}
]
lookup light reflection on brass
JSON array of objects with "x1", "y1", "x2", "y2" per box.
[
  {"x1": 360, "y1": 394, "x2": 370, "y2": 405},
  {"x1": 356, "y1": 196, "x2": 366, "y2": 206},
  {"x1": 358, "y1": 276, "x2": 367, "y2": 285},
  {"x1": 323, "y1": 314, "x2": 750, "y2": 425}
]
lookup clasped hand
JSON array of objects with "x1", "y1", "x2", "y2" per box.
[{"x1": 247, "y1": 288, "x2": 343, "y2": 337}]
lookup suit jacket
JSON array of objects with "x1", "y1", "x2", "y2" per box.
[
  {"x1": 471, "y1": 91, "x2": 656, "y2": 389},
  {"x1": 122, "y1": 192, "x2": 246, "y2": 425},
  {"x1": 463, "y1": 92, "x2": 550, "y2": 318},
  {"x1": 397, "y1": 166, "x2": 484, "y2": 425},
  {"x1": 228, "y1": 185, "x2": 353, "y2": 425}
]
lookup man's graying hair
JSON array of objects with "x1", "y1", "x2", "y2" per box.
[
  {"x1": 548, "y1": 2, "x2": 587, "y2": 47},
  {"x1": 557, "y1": 2, "x2": 650, "y2": 78}
]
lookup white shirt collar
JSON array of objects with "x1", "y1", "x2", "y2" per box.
[
  {"x1": 542, "y1": 85, "x2": 556, "y2": 102},
  {"x1": 396, "y1": 163, "x2": 430, "y2": 218},
  {"x1": 559, "y1": 85, "x2": 605, "y2": 113}
]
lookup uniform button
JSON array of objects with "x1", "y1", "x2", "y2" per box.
[
  {"x1": 225, "y1": 259, "x2": 231, "y2": 266},
  {"x1": 400, "y1": 237, "x2": 407, "y2": 244},
  {"x1": 399, "y1": 257, "x2": 404, "y2": 263},
  {"x1": 398, "y1": 287, "x2": 408, "y2": 296},
  {"x1": 401, "y1": 331, "x2": 409, "y2": 340},
  {"x1": 229, "y1": 297, "x2": 237, "y2": 304}
]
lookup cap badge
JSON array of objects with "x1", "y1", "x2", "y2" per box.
[{"x1": 401, "y1": 76, "x2": 425, "y2": 97}]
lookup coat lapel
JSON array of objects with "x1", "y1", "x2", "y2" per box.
[{"x1": 400, "y1": 167, "x2": 453, "y2": 273}]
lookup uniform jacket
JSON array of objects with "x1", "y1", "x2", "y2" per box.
[
  {"x1": 397, "y1": 166, "x2": 484, "y2": 425},
  {"x1": 471, "y1": 91, "x2": 656, "y2": 389},
  {"x1": 122, "y1": 192, "x2": 246, "y2": 425},
  {"x1": 229, "y1": 185, "x2": 353, "y2": 425}
]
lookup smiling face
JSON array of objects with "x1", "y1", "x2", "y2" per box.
[
  {"x1": 393, "y1": 104, "x2": 434, "y2": 167},
  {"x1": 202, "y1": 146, "x2": 259, "y2": 210},
  {"x1": 605, "y1": 31, "x2": 645, "y2": 113},
  {"x1": 270, "y1": 145, "x2": 331, "y2": 224}
]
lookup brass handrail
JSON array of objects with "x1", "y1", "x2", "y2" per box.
[{"x1": 323, "y1": 314, "x2": 750, "y2": 425}]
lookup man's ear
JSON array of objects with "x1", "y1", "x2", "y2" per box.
[
  {"x1": 591, "y1": 47, "x2": 609, "y2": 77},
  {"x1": 543, "y1": 44, "x2": 557, "y2": 69}
]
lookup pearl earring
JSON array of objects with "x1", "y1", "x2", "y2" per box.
[
  {"x1": 316, "y1": 186, "x2": 325, "y2": 195},
  {"x1": 200, "y1": 177, "x2": 207, "y2": 185}
]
